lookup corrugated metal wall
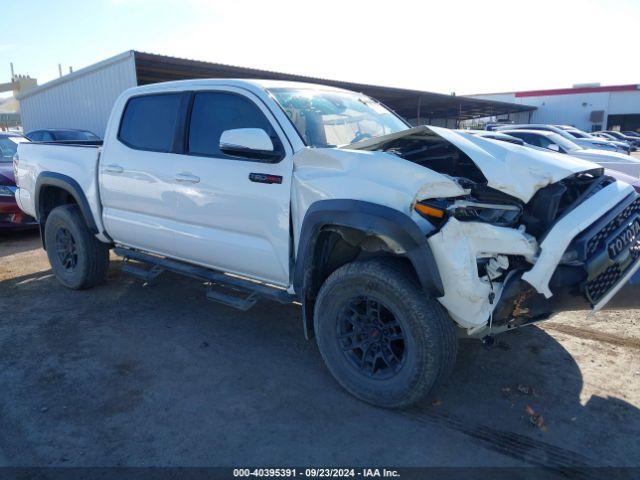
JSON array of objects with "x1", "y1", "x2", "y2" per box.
[{"x1": 19, "y1": 54, "x2": 137, "y2": 137}]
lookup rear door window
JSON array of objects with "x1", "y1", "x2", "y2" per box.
[{"x1": 119, "y1": 94, "x2": 182, "y2": 152}]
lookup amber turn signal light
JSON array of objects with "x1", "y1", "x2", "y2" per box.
[{"x1": 414, "y1": 203, "x2": 445, "y2": 219}]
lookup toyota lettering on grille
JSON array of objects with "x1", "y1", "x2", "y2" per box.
[{"x1": 608, "y1": 216, "x2": 640, "y2": 259}]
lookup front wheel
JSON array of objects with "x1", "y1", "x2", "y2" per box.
[
  {"x1": 44, "y1": 204, "x2": 110, "y2": 290},
  {"x1": 314, "y1": 259, "x2": 457, "y2": 408}
]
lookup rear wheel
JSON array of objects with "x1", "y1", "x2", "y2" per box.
[
  {"x1": 314, "y1": 259, "x2": 457, "y2": 408},
  {"x1": 44, "y1": 204, "x2": 109, "y2": 289}
]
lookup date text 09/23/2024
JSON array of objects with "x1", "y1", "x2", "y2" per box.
[{"x1": 233, "y1": 468, "x2": 400, "y2": 478}]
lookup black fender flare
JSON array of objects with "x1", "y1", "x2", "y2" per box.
[
  {"x1": 294, "y1": 200, "x2": 444, "y2": 338},
  {"x1": 35, "y1": 172, "x2": 99, "y2": 246}
]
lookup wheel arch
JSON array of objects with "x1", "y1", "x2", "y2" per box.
[
  {"x1": 35, "y1": 172, "x2": 99, "y2": 248},
  {"x1": 294, "y1": 199, "x2": 444, "y2": 339}
]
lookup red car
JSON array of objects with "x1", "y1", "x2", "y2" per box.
[{"x1": 0, "y1": 132, "x2": 37, "y2": 230}]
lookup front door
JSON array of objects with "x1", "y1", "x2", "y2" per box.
[{"x1": 170, "y1": 88, "x2": 294, "y2": 286}]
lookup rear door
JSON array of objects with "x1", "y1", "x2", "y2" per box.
[
  {"x1": 99, "y1": 92, "x2": 185, "y2": 256},
  {"x1": 169, "y1": 88, "x2": 294, "y2": 286}
]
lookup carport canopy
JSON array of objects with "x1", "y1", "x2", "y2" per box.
[{"x1": 133, "y1": 51, "x2": 535, "y2": 124}]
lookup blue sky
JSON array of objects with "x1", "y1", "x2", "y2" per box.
[{"x1": 2, "y1": 0, "x2": 639, "y2": 97}]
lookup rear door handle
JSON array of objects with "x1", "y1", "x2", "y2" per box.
[
  {"x1": 105, "y1": 164, "x2": 123, "y2": 173},
  {"x1": 174, "y1": 173, "x2": 201, "y2": 184}
]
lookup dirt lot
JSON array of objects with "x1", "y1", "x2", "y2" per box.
[{"x1": 1, "y1": 231, "x2": 639, "y2": 474}]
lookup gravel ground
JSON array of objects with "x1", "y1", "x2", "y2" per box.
[{"x1": 0, "y1": 230, "x2": 639, "y2": 474}]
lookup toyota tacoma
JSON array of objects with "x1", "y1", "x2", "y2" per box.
[{"x1": 14, "y1": 79, "x2": 640, "y2": 407}]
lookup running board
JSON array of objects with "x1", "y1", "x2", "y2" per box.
[
  {"x1": 115, "y1": 247, "x2": 295, "y2": 310},
  {"x1": 121, "y1": 261, "x2": 165, "y2": 284},
  {"x1": 206, "y1": 287, "x2": 258, "y2": 311}
]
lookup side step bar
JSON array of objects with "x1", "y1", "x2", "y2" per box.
[
  {"x1": 115, "y1": 247, "x2": 296, "y2": 310},
  {"x1": 121, "y1": 262, "x2": 164, "y2": 284}
]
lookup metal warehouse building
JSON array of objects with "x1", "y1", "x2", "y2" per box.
[
  {"x1": 17, "y1": 50, "x2": 534, "y2": 137},
  {"x1": 471, "y1": 83, "x2": 640, "y2": 133}
]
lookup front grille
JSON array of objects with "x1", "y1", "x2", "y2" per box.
[
  {"x1": 586, "y1": 198, "x2": 640, "y2": 256},
  {"x1": 585, "y1": 241, "x2": 640, "y2": 304}
]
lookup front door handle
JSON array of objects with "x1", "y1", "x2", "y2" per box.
[
  {"x1": 105, "y1": 164, "x2": 123, "y2": 173},
  {"x1": 174, "y1": 173, "x2": 201, "y2": 184}
]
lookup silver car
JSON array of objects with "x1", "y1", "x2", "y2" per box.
[{"x1": 497, "y1": 124, "x2": 629, "y2": 154}]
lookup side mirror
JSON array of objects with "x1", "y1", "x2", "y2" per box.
[
  {"x1": 219, "y1": 128, "x2": 281, "y2": 161},
  {"x1": 547, "y1": 143, "x2": 561, "y2": 152}
]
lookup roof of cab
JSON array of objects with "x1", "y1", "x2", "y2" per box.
[{"x1": 125, "y1": 78, "x2": 352, "y2": 97}]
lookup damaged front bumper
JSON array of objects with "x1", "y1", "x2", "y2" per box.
[{"x1": 428, "y1": 180, "x2": 640, "y2": 335}]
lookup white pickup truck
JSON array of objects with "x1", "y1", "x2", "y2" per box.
[{"x1": 14, "y1": 79, "x2": 640, "y2": 408}]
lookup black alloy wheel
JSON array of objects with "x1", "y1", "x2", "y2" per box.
[
  {"x1": 338, "y1": 296, "x2": 406, "y2": 379},
  {"x1": 55, "y1": 227, "x2": 78, "y2": 270}
]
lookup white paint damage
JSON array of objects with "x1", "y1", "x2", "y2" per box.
[
  {"x1": 348, "y1": 125, "x2": 601, "y2": 203},
  {"x1": 427, "y1": 219, "x2": 537, "y2": 328},
  {"x1": 521, "y1": 180, "x2": 635, "y2": 297},
  {"x1": 296, "y1": 125, "x2": 634, "y2": 332},
  {"x1": 290, "y1": 146, "x2": 466, "y2": 252}
]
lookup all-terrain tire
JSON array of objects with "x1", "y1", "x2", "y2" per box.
[
  {"x1": 314, "y1": 258, "x2": 457, "y2": 408},
  {"x1": 44, "y1": 204, "x2": 109, "y2": 290}
]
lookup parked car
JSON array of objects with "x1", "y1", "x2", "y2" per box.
[
  {"x1": 591, "y1": 131, "x2": 636, "y2": 152},
  {"x1": 557, "y1": 126, "x2": 633, "y2": 153},
  {"x1": 483, "y1": 121, "x2": 515, "y2": 131},
  {"x1": 598, "y1": 130, "x2": 640, "y2": 150},
  {"x1": 0, "y1": 133, "x2": 37, "y2": 230},
  {"x1": 623, "y1": 131, "x2": 640, "y2": 139},
  {"x1": 500, "y1": 129, "x2": 640, "y2": 177},
  {"x1": 26, "y1": 128, "x2": 101, "y2": 142},
  {"x1": 466, "y1": 130, "x2": 525, "y2": 145},
  {"x1": 496, "y1": 124, "x2": 628, "y2": 154},
  {"x1": 14, "y1": 79, "x2": 640, "y2": 408},
  {"x1": 592, "y1": 131, "x2": 618, "y2": 140}
]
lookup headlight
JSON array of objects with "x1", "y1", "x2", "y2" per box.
[
  {"x1": 415, "y1": 198, "x2": 522, "y2": 227},
  {"x1": 0, "y1": 185, "x2": 17, "y2": 197}
]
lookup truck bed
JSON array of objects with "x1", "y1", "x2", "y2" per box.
[{"x1": 15, "y1": 142, "x2": 105, "y2": 234}]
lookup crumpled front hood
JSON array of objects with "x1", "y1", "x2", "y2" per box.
[{"x1": 346, "y1": 126, "x2": 601, "y2": 203}]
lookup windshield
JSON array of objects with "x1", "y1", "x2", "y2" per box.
[
  {"x1": 546, "y1": 132, "x2": 583, "y2": 151},
  {"x1": 566, "y1": 130, "x2": 589, "y2": 138},
  {"x1": 0, "y1": 136, "x2": 28, "y2": 162},
  {"x1": 268, "y1": 88, "x2": 408, "y2": 147},
  {"x1": 504, "y1": 131, "x2": 582, "y2": 152},
  {"x1": 597, "y1": 133, "x2": 615, "y2": 140}
]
